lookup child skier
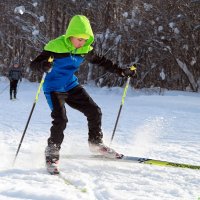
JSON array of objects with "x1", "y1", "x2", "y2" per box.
[
  {"x1": 8, "y1": 62, "x2": 22, "y2": 100},
  {"x1": 30, "y1": 15, "x2": 136, "y2": 174}
]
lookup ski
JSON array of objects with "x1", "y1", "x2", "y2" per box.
[
  {"x1": 46, "y1": 170, "x2": 87, "y2": 193},
  {"x1": 57, "y1": 172, "x2": 87, "y2": 193},
  {"x1": 64, "y1": 154, "x2": 200, "y2": 170}
]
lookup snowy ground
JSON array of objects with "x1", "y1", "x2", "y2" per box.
[{"x1": 0, "y1": 77, "x2": 200, "y2": 200}]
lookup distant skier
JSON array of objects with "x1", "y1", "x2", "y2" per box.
[
  {"x1": 30, "y1": 15, "x2": 136, "y2": 174},
  {"x1": 8, "y1": 62, "x2": 22, "y2": 100}
]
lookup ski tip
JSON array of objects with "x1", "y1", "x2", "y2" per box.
[{"x1": 81, "y1": 188, "x2": 87, "y2": 193}]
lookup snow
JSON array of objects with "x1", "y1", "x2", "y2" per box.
[
  {"x1": 169, "y1": 22, "x2": 175, "y2": 29},
  {"x1": 183, "y1": 44, "x2": 189, "y2": 50},
  {"x1": 14, "y1": 6, "x2": 25, "y2": 15},
  {"x1": 0, "y1": 78, "x2": 200, "y2": 200},
  {"x1": 191, "y1": 57, "x2": 197, "y2": 66},
  {"x1": 168, "y1": 23, "x2": 180, "y2": 34},
  {"x1": 158, "y1": 26, "x2": 163, "y2": 32},
  {"x1": 143, "y1": 3, "x2": 153, "y2": 11},
  {"x1": 174, "y1": 27, "x2": 180, "y2": 34},
  {"x1": 114, "y1": 35, "x2": 121, "y2": 44},
  {"x1": 32, "y1": 29, "x2": 39, "y2": 36},
  {"x1": 122, "y1": 12, "x2": 128, "y2": 18},
  {"x1": 160, "y1": 69, "x2": 165, "y2": 80},
  {"x1": 39, "y1": 16, "x2": 45, "y2": 23},
  {"x1": 32, "y1": 2, "x2": 38, "y2": 7}
]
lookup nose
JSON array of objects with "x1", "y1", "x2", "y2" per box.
[{"x1": 78, "y1": 43, "x2": 84, "y2": 48}]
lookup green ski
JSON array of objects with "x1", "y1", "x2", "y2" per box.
[{"x1": 64, "y1": 154, "x2": 200, "y2": 170}]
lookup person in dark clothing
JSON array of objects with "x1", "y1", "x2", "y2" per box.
[
  {"x1": 30, "y1": 15, "x2": 136, "y2": 174},
  {"x1": 8, "y1": 63, "x2": 22, "y2": 100}
]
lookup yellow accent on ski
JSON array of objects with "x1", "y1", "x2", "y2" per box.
[{"x1": 144, "y1": 159, "x2": 200, "y2": 170}]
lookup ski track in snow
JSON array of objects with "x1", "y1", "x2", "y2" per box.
[{"x1": 0, "y1": 79, "x2": 200, "y2": 200}]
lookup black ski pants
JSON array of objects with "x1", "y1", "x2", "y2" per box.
[
  {"x1": 10, "y1": 80, "x2": 18, "y2": 98},
  {"x1": 46, "y1": 85, "x2": 103, "y2": 146}
]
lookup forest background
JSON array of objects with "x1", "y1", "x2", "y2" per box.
[{"x1": 0, "y1": 0, "x2": 200, "y2": 92}]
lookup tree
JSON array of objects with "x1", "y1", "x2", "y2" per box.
[{"x1": 0, "y1": 0, "x2": 199, "y2": 92}]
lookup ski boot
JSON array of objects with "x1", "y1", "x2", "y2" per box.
[
  {"x1": 45, "y1": 143, "x2": 60, "y2": 175},
  {"x1": 88, "y1": 141, "x2": 123, "y2": 159}
]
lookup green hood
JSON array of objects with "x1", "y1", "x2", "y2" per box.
[{"x1": 44, "y1": 15, "x2": 94, "y2": 54}]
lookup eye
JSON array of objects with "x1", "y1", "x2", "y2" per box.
[{"x1": 78, "y1": 39, "x2": 87, "y2": 42}]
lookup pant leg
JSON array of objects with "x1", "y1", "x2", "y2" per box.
[
  {"x1": 10, "y1": 80, "x2": 14, "y2": 98},
  {"x1": 13, "y1": 80, "x2": 18, "y2": 98},
  {"x1": 45, "y1": 92, "x2": 68, "y2": 145},
  {"x1": 66, "y1": 85, "x2": 103, "y2": 143}
]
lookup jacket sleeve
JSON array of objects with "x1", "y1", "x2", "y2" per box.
[
  {"x1": 30, "y1": 50, "x2": 52, "y2": 72},
  {"x1": 85, "y1": 51, "x2": 123, "y2": 76}
]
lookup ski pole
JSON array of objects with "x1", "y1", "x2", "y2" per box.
[
  {"x1": 109, "y1": 66, "x2": 136, "y2": 146},
  {"x1": 13, "y1": 72, "x2": 46, "y2": 166},
  {"x1": 13, "y1": 57, "x2": 53, "y2": 166}
]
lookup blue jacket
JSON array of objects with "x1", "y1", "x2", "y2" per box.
[
  {"x1": 30, "y1": 50, "x2": 122, "y2": 93},
  {"x1": 43, "y1": 54, "x2": 84, "y2": 92}
]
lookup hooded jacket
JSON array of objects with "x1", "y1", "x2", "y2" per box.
[
  {"x1": 30, "y1": 15, "x2": 122, "y2": 93},
  {"x1": 44, "y1": 15, "x2": 94, "y2": 54}
]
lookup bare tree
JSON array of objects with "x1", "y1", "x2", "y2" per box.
[{"x1": 0, "y1": 0, "x2": 199, "y2": 91}]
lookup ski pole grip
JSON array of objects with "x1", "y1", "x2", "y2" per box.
[
  {"x1": 48, "y1": 56, "x2": 54, "y2": 63},
  {"x1": 45, "y1": 56, "x2": 54, "y2": 73},
  {"x1": 130, "y1": 65, "x2": 136, "y2": 71},
  {"x1": 128, "y1": 65, "x2": 137, "y2": 78}
]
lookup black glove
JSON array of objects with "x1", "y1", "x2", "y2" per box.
[
  {"x1": 41, "y1": 61, "x2": 52, "y2": 73},
  {"x1": 121, "y1": 66, "x2": 137, "y2": 77}
]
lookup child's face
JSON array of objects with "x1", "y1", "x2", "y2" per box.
[{"x1": 70, "y1": 37, "x2": 87, "y2": 49}]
